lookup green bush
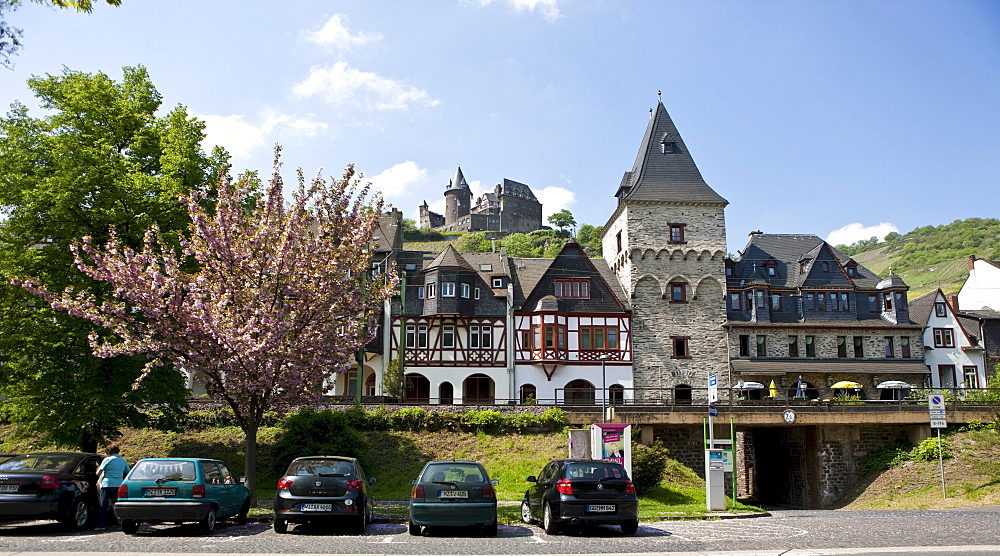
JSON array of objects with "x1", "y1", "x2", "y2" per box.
[
  {"x1": 462, "y1": 410, "x2": 504, "y2": 433},
  {"x1": 270, "y1": 408, "x2": 368, "y2": 477},
  {"x1": 859, "y1": 442, "x2": 912, "y2": 474},
  {"x1": 911, "y1": 437, "x2": 951, "y2": 461},
  {"x1": 631, "y1": 441, "x2": 670, "y2": 494}
]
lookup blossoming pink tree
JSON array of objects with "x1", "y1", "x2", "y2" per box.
[{"x1": 20, "y1": 150, "x2": 397, "y2": 496}]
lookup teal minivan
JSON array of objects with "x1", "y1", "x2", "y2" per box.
[{"x1": 114, "y1": 458, "x2": 250, "y2": 534}]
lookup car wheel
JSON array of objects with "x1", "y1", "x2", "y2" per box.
[
  {"x1": 620, "y1": 519, "x2": 639, "y2": 535},
  {"x1": 408, "y1": 520, "x2": 420, "y2": 535},
  {"x1": 61, "y1": 499, "x2": 90, "y2": 530},
  {"x1": 542, "y1": 503, "x2": 559, "y2": 535},
  {"x1": 273, "y1": 518, "x2": 288, "y2": 534},
  {"x1": 200, "y1": 506, "x2": 217, "y2": 534},
  {"x1": 121, "y1": 520, "x2": 140, "y2": 534},
  {"x1": 353, "y1": 511, "x2": 366, "y2": 534},
  {"x1": 235, "y1": 498, "x2": 250, "y2": 525},
  {"x1": 520, "y1": 498, "x2": 534, "y2": 524}
]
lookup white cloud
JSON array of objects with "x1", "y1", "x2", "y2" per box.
[
  {"x1": 302, "y1": 14, "x2": 382, "y2": 48},
  {"x1": 472, "y1": 0, "x2": 562, "y2": 21},
  {"x1": 826, "y1": 222, "x2": 899, "y2": 247},
  {"x1": 198, "y1": 110, "x2": 328, "y2": 161},
  {"x1": 293, "y1": 62, "x2": 440, "y2": 111},
  {"x1": 367, "y1": 161, "x2": 427, "y2": 201},
  {"x1": 535, "y1": 186, "x2": 575, "y2": 222}
]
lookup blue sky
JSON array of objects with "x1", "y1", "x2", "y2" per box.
[{"x1": 2, "y1": 0, "x2": 998, "y2": 253}]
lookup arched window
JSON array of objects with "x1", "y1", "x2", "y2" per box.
[
  {"x1": 520, "y1": 384, "x2": 537, "y2": 404},
  {"x1": 439, "y1": 382, "x2": 454, "y2": 405},
  {"x1": 565, "y1": 379, "x2": 595, "y2": 404},
  {"x1": 674, "y1": 384, "x2": 692, "y2": 405},
  {"x1": 609, "y1": 384, "x2": 625, "y2": 405},
  {"x1": 464, "y1": 374, "x2": 494, "y2": 404},
  {"x1": 404, "y1": 373, "x2": 430, "y2": 403},
  {"x1": 365, "y1": 373, "x2": 377, "y2": 397}
]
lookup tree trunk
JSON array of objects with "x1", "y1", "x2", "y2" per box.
[{"x1": 244, "y1": 418, "x2": 258, "y2": 505}]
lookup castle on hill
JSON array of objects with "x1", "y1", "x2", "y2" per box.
[{"x1": 418, "y1": 166, "x2": 543, "y2": 235}]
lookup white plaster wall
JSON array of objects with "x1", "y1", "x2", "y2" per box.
[{"x1": 958, "y1": 259, "x2": 1000, "y2": 311}]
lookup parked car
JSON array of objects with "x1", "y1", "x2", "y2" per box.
[
  {"x1": 408, "y1": 460, "x2": 497, "y2": 536},
  {"x1": 114, "y1": 458, "x2": 250, "y2": 534},
  {"x1": 521, "y1": 459, "x2": 639, "y2": 535},
  {"x1": 272, "y1": 456, "x2": 375, "y2": 534},
  {"x1": 0, "y1": 452, "x2": 103, "y2": 530}
]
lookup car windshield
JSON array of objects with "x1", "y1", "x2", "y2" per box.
[
  {"x1": 565, "y1": 462, "x2": 626, "y2": 480},
  {"x1": 0, "y1": 454, "x2": 74, "y2": 472},
  {"x1": 422, "y1": 463, "x2": 486, "y2": 484},
  {"x1": 286, "y1": 459, "x2": 353, "y2": 477},
  {"x1": 129, "y1": 460, "x2": 197, "y2": 482}
]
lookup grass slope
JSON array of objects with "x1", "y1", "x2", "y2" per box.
[{"x1": 841, "y1": 425, "x2": 1000, "y2": 510}]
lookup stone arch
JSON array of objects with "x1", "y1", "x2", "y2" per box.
[
  {"x1": 698, "y1": 249, "x2": 712, "y2": 261},
  {"x1": 634, "y1": 275, "x2": 664, "y2": 299},
  {"x1": 669, "y1": 249, "x2": 685, "y2": 261},
  {"x1": 641, "y1": 248, "x2": 656, "y2": 260},
  {"x1": 695, "y1": 276, "x2": 725, "y2": 303}
]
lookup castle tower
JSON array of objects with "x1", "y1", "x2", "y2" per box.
[
  {"x1": 443, "y1": 166, "x2": 472, "y2": 227},
  {"x1": 602, "y1": 98, "x2": 730, "y2": 397}
]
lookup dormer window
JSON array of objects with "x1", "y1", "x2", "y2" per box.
[
  {"x1": 492, "y1": 277, "x2": 504, "y2": 288},
  {"x1": 661, "y1": 141, "x2": 676, "y2": 154}
]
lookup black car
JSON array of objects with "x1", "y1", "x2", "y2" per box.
[
  {"x1": 521, "y1": 459, "x2": 639, "y2": 535},
  {"x1": 0, "y1": 452, "x2": 103, "y2": 530},
  {"x1": 273, "y1": 456, "x2": 375, "y2": 534}
]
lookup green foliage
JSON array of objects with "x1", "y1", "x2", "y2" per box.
[
  {"x1": 500, "y1": 233, "x2": 541, "y2": 257},
  {"x1": 337, "y1": 406, "x2": 566, "y2": 434},
  {"x1": 631, "y1": 441, "x2": 670, "y2": 494},
  {"x1": 547, "y1": 209, "x2": 576, "y2": 232},
  {"x1": 457, "y1": 231, "x2": 491, "y2": 252},
  {"x1": 381, "y1": 359, "x2": 402, "y2": 398},
  {"x1": 859, "y1": 442, "x2": 912, "y2": 474},
  {"x1": 403, "y1": 227, "x2": 447, "y2": 241},
  {"x1": 270, "y1": 408, "x2": 368, "y2": 477},
  {"x1": 577, "y1": 224, "x2": 604, "y2": 257},
  {"x1": 0, "y1": 65, "x2": 222, "y2": 450},
  {"x1": 911, "y1": 437, "x2": 951, "y2": 461}
]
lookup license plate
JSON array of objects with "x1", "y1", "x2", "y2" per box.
[
  {"x1": 587, "y1": 504, "x2": 615, "y2": 512},
  {"x1": 301, "y1": 503, "x2": 333, "y2": 511},
  {"x1": 438, "y1": 490, "x2": 468, "y2": 499},
  {"x1": 143, "y1": 487, "x2": 177, "y2": 497},
  {"x1": 0, "y1": 484, "x2": 18, "y2": 493}
]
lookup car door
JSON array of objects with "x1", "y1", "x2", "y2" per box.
[
  {"x1": 73, "y1": 456, "x2": 102, "y2": 504},
  {"x1": 200, "y1": 461, "x2": 230, "y2": 515},
  {"x1": 529, "y1": 462, "x2": 557, "y2": 516},
  {"x1": 217, "y1": 463, "x2": 243, "y2": 515}
]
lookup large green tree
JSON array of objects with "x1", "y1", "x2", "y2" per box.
[{"x1": 0, "y1": 65, "x2": 225, "y2": 451}]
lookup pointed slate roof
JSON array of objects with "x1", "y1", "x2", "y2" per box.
[
  {"x1": 616, "y1": 101, "x2": 728, "y2": 205},
  {"x1": 447, "y1": 166, "x2": 470, "y2": 190},
  {"x1": 731, "y1": 234, "x2": 883, "y2": 289},
  {"x1": 424, "y1": 244, "x2": 474, "y2": 272}
]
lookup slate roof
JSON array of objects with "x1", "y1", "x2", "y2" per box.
[
  {"x1": 615, "y1": 101, "x2": 728, "y2": 206},
  {"x1": 447, "y1": 166, "x2": 470, "y2": 190},
  {"x1": 908, "y1": 289, "x2": 939, "y2": 327},
  {"x1": 730, "y1": 234, "x2": 884, "y2": 289},
  {"x1": 499, "y1": 179, "x2": 538, "y2": 202},
  {"x1": 516, "y1": 242, "x2": 630, "y2": 314},
  {"x1": 373, "y1": 212, "x2": 403, "y2": 253},
  {"x1": 426, "y1": 244, "x2": 475, "y2": 272}
]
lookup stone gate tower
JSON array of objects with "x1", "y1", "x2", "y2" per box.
[
  {"x1": 443, "y1": 166, "x2": 472, "y2": 227},
  {"x1": 602, "y1": 99, "x2": 730, "y2": 398}
]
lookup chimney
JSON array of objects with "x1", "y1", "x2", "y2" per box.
[
  {"x1": 969, "y1": 255, "x2": 977, "y2": 271},
  {"x1": 947, "y1": 295, "x2": 960, "y2": 313}
]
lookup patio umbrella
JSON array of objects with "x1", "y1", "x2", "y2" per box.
[
  {"x1": 768, "y1": 379, "x2": 779, "y2": 398},
  {"x1": 831, "y1": 380, "x2": 862, "y2": 389},
  {"x1": 733, "y1": 381, "x2": 766, "y2": 389},
  {"x1": 877, "y1": 380, "x2": 912, "y2": 389}
]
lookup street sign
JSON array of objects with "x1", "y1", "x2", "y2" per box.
[
  {"x1": 929, "y1": 410, "x2": 946, "y2": 417},
  {"x1": 931, "y1": 419, "x2": 947, "y2": 429},
  {"x1": 708, "y1": 404, "x2": 718, "y2": 417},
  {"x1": 708, "y1": 374, "x2": 719, "y2": 403},
  {"x1": 711, "y1": 438, "x2": 732, "y2": 445},
  {"x1": 928, "y1": 394, "x2": 945, "y2": 411}
]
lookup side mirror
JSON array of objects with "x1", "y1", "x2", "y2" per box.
[
  {"x1": 368, "y1": 477, "x2": 377, "y2": 485},
  {"x1": 526, "y1": 476, "x2": 537, "y2": 483},
  {"x1": 239, "y1": 477, "x2": 247, "y2": 484},
  {"x1": 491, "y1": 479, "x2": 499, "y2": 486}
]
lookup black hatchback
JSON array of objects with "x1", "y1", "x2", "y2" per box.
[
  {"x1": 0, "y1": 452, "x2": 103, "y2": 530},
  {"x1": 273, "y1": 456, "x2": 375, "y2": 534},
  {"x1": 520, "y1": 459, "x2": 639, "y2": 535}
]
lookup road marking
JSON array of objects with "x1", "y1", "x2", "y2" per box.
[{"x1": 530, "y1": 535, "x2": 547, "y2": 543}]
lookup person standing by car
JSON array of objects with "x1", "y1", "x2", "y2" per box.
[{"x1": 95, "y1": 445, "x2": 129, "y2": 530}]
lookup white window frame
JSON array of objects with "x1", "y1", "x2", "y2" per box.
[
  {"x1": 442, "y1": 282, "x2": 456, "y2": 297},
  {"x1": 461, "y1": 283, "x2": 470, "y2": 298}
]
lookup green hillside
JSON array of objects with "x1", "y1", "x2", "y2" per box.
[{"x1": 836, "y1": 218, "x2": 1000, "y2": 300}]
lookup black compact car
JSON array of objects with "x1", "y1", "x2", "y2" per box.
[
  {"x1": 520, "y1": 459, "x2": 639, "y2": 535},
  {"x1": 0, "y1": 452, "x2": 103, "y2": 530},
  {"x1": 273, "y1": 456, "x2": 375, "y2": 534}
]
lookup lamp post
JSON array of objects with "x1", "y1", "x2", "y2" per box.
[{"x1": 600, "y1": 353, "x2": 613, "y2": 422}]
